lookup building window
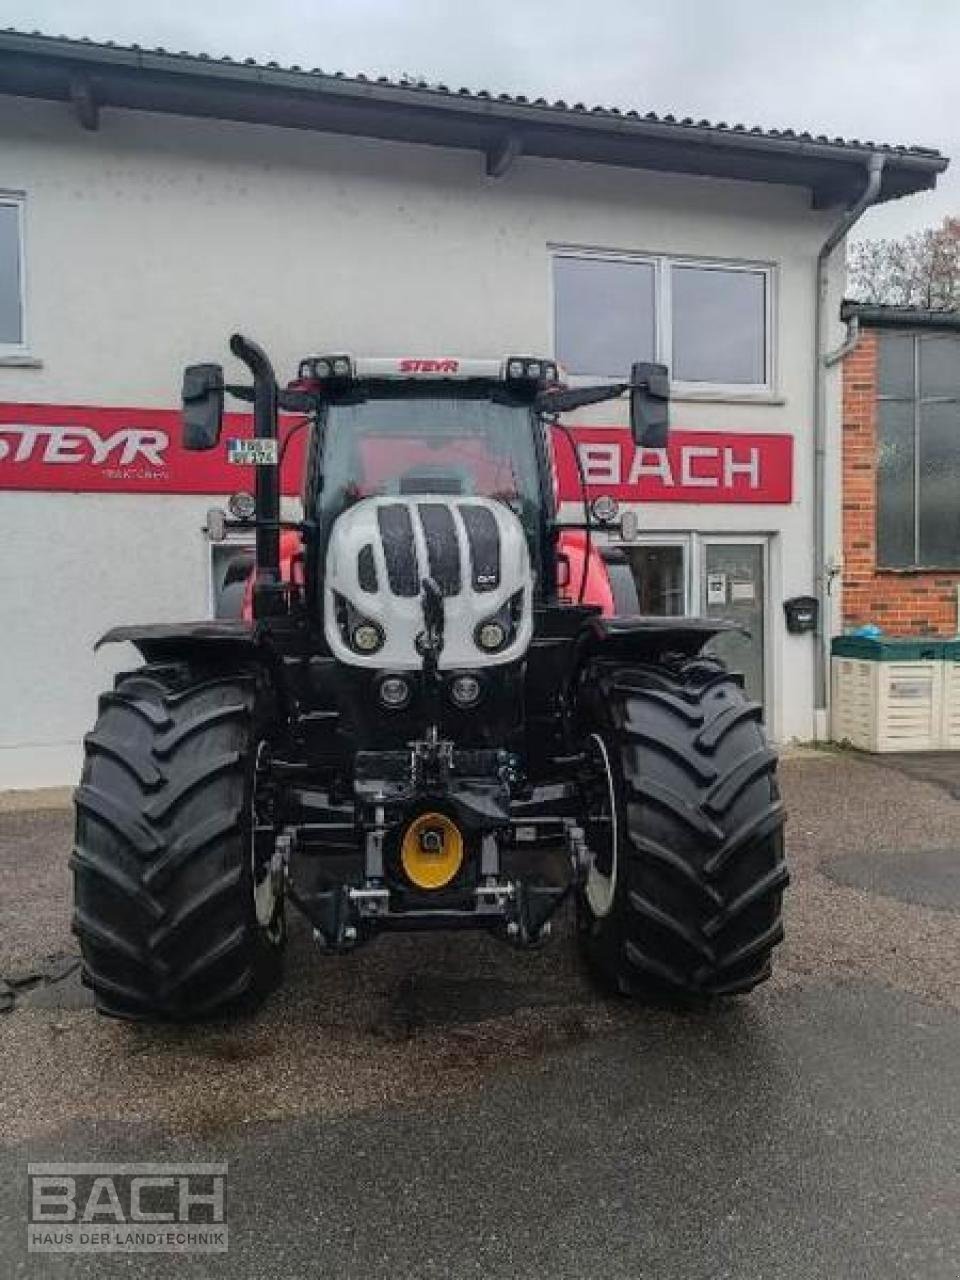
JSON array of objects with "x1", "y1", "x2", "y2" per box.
[
  {"x1": 877, "y1": 331, "x2": 960, "y2": 568},
  {"x1": 552, "y1": 250, "x2": 772, "y2": 392},
  {"x1": 671, "y1": 264, "x2": 767, "y2": 385},
  {"x1": 0, "y1": 196, "x2": 25, "y2": 351},
  {"x1": 553, "y1": 255, "x2": 656, "y2": 378}
]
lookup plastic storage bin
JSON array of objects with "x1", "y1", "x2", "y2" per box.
[
  {"x1": 831, "y1": 636, "x2": 944, "y2": 753},
  {"x1": 941, "y1": 639, "x2": 960, "y2": 749}
]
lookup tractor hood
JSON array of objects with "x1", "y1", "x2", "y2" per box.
[{"x1": 324, "y1": 496, "x2": 533, "y2": 670}]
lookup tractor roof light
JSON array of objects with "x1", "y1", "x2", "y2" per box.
[
  {"x1": 503, "y1": 356, "x2": 559, "y2": 392},
  {"x1": 297, "y1": 354, "x2": 354, "y2": 389}
]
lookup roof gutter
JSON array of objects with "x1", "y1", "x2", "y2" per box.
[
  {"x1": 0, "y1": 32, "x2": 947, "y2": 198},
  {"x1": 840, "y1": 301, "x2": 960, "y2": 331},
  {"x1": 812, "y1": 152, "x2": 885, "y2": 733}
]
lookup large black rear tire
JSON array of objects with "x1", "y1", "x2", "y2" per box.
[
  {"x1": 72, "y1": 662, "x2": 285, "y2": 1020},
  {"x1": 576, "y1": 657, "x2": 787, "y2": 1000}
]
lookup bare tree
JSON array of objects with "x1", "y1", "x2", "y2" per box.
[{"x1": 849, "y1": 217, "x2": 960, "y2": 308}]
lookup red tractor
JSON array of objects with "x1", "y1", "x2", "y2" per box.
[{"x1": 73, "y1": 336, "x2": 787, "y2": 1019}]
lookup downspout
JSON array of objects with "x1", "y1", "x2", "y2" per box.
[
  {"x1": 823, "y1": 311, "x2": 860, "y2": 367},
  {"x1": 812, "y1": 152, "x2": 884, "y2": 736}
]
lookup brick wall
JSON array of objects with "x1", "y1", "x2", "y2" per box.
[{"x1": 842, "y1": 328, "x2": 960, "y2": 633}]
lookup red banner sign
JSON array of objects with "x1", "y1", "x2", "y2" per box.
[
  {"x1": 0, "y1": 403, "x2": 306, "y2": 495},
  {"x1": 551, "y1": 426, "x2": 793, "y2": 504},
  {"x1": 0, "y1": 403, "x2": 792, "y2": 504}
]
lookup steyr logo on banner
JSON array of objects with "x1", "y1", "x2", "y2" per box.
[{"x1": 0, "y1": 424, "x2": 168, "y2": 471}]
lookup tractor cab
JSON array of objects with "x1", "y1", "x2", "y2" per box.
[{"x1": 186, "y1": 340, "x2": 670, "y2": 622}]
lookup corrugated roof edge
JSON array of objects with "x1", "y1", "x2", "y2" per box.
[
  {"x1": 841, "y1": 300, "x2": 960, "y2": 331},
  {"x1": 0, "y1": 26, "x2": 947, "y2": 166}
]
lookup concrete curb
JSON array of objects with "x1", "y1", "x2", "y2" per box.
[{"x1": 0, "y1": 787, "x2": 73, "y2": 812}]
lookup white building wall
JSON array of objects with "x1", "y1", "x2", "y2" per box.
[{"x1": 0, "y1": 95, "x2": 845, "y2": 786}]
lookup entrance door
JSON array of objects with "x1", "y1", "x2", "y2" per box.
[{"x1": 700, "y1": 541, "x2": 766, "y2": 706}]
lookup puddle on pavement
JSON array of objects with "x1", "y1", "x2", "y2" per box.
[
  {"x1": 375, "y1": 972, "x2": 566, "y2": 1038},
  {"x1": 822, "y1": 847, "x2": 960, "y2": 912},
  {"x1": 1, "y1": 950, "x2": 92, "y2": 1013}
]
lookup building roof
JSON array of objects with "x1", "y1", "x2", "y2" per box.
[
  {"x1": 0, "y1": 28, "x2": 948, "y2": 206},
  {"x1": 841, "y1": 300, "x2": 960, "y2": 331}
]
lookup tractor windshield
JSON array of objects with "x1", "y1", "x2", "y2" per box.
[{"x1": 315, "y1": 390, "x2": 547, "y2": 571}]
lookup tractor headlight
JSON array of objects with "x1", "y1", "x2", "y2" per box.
[
  {"x1": 448, "y1": 674, "x2": 483, "y2": 708},
  {"x1": 351, "y1": 621, "x2": 385, "y2": 654},
  {"x1": 473, "y1": 590, "x2": 525, "y2": 655},
  {"x1": 334, "y1": 592, "x2": 386, "y2": 656},
  {"x1": 475, "y1": 620, "x2": 508, "y2": 653},
  {"x1": 378, "y1": 675, "x2": 412, "y2": 709}
]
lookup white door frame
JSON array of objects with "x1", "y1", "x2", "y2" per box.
[{"x1": 609, "y1": 528, "x2": 779, "y2": 739}]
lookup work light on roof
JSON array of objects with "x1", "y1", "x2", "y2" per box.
[
  {"x1": 298, "y1": 354, "x2": 354, "y2": 385},
  {"x1": 503, "y1": 356, "x2": 558, "y2": 389}
]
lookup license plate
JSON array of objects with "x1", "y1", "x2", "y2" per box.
[{"x1": 227, "y1": 438, "x2": 278, "y2": 465}]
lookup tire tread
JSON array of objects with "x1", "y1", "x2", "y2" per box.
[
  {"x1": 72, "y1": 662, "x2": 282, "y2": 1021},
  {"x1": 578, "y1": 658, "x2": 787, "y2": 1001}
]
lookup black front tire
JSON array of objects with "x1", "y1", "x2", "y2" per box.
[
  {"x1": 576, "y1": 657, "x2": 787, "y2": 1000},
  {"x1": 72, "y1": 662, "x2": 285, "y2": 1020}
]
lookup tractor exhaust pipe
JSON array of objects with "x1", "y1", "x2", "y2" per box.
[{"x1": 229, "y1": 333, "x2": 285, "y2": 618}]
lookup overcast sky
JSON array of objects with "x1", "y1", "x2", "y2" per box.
[{"x1": 3, "y1": 0, "x2": 958, "y2": 241}]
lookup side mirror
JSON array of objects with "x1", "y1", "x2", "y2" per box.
[
  {"x1": 182, "y1": 363, "x2": 224, "y2": 451},
  {"x1": 629, "y1": 361, "x2": 670, "y2": 448}
]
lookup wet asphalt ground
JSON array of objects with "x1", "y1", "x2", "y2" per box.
[{"x1": 1, "y1": 749, "x2": 959, "y2": 1279}]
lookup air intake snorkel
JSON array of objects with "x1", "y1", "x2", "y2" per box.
[{"x1": 229, "y1": 333, "x2": 285, "y2": 619}]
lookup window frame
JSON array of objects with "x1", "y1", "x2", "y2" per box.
[
  {"x1": 0, "y1": 192, "x2": 28, "y2": 357},
  {"x1": 550, "y1": 245, "x2": 776, "y2": 397},
  {"x1": 876, "y1": 329, "x2": 960, "y2": 571}
]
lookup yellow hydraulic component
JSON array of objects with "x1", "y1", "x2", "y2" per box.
[{"x1": 400, "y1": 811, "x2": 464, "y2": 890}]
